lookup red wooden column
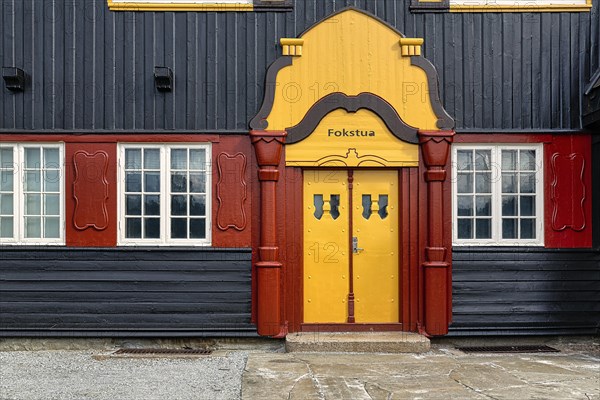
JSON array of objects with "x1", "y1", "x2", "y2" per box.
[
  {"x1": 250, "y1": 130, "x2": 287, "y2": 336},
  {"x1": 419, "y1": 130, "x2": 455, "y2": 336}
]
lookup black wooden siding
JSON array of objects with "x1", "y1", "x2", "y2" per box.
[
  {"x1": 1, "y1": 0, "x2": 599, "y2": 132},
  {"x1": 451, "y1": 248, "x2": 600, "y2": 335},
  {"x1": 0, "y1": 248, "x2": 255, "y2": 336}
]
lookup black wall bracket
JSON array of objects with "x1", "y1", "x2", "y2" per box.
[
  {"x1": 154, "y1": 67, "x2": 173, "y2": 92},
  {"x1": 2, "y1": 67, "x2": 25, "y2": 92}
]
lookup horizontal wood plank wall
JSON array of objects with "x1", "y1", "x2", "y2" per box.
[
  {"x1": 451, "y1": 248, "x2": 600, "y2": 336},
  {"x1": 0, "y1": 248, "x2": 256, "y2": 337}
]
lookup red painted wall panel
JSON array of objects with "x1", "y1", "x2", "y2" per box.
[
  {"x1": 212, "y1": 136, "x2": 253, "y2": 248},
  {"x1": 65, "y1": 143, "x2": 118, "y2": 247},
  {"x1": 544, "y1": 135, "x2": 593, "y2": 248}
]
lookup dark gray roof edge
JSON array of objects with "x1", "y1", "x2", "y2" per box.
[{"x1": 584, "y1": 68, "x2": 600, "y2": 96}]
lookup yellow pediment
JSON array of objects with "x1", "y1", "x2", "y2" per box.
[
  {"x1": 265, "y1": 8, "x2": 441, "y2": 132},
  {"x1": 285, "y1": 108, "x2": 419, "y2": 167}
]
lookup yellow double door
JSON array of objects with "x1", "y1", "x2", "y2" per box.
[{"x1": 303, "y1": 169, "x2": 399, "y2": 323}]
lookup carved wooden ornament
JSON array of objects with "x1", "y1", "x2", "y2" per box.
[
  {"x1": 551, "y1": 153, "x2": 586, "y2": 231},
  {"x1": 73, "y1": 151, "x2": 110, "y2": 231},
  {"x1": 216, "y1": 152, "x2": 248, "y2": 231}
]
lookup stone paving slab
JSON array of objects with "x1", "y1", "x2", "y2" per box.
[{"x1": 242, "y1": 345, "x2": 600, "y2": 400}]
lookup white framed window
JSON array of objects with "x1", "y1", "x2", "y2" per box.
[
  {"x1": 0, "y1": 143, "x2": 64, "y2": 245},
  {"x1": 118, "y1": 143, "x2": 212, "y2": 246},
  {"x1": 452, "y1": 144, "x2": 544, "y2": 246}
]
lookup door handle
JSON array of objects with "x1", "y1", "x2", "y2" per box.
[{"x1": 352, "y1": 237, "x2": 364, "y2": 254}]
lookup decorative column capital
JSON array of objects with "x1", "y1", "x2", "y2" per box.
[
  {"x1": 418, "y1": 130, "x2": 455, "y2": 181},
  {"x1": 280, "y1": 38, "x2": 304, "y2": 56},
  {"x1": 399, "y1": 38, "x2": 424, "y2": 57},
  {"x1": 250, "y1": 130, "x2": 286, "y2": 165}
]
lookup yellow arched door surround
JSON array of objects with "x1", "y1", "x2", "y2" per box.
[{"x1": 250, "y1": 7, "x2": 455, "y2": 327}]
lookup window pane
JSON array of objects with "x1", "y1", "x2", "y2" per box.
[
  {"x1": 125, "y1": 149, "x2": 142, "y2": 169},
  {"x1": 25, "y1": 171, "x2": 41, "y2": 192},
  {"x1": 457, "y1": 150, "x2": 472, "y2": 171},
  {"x1": 126, "y1": 218, "x2": 142, "y2": 238},
  {"x1": 475, "y1": 219, "x2": 491, "y2": 239},
  {"x1": 144, "y1": 218, "x2": 160, "y2": 238},
  {"x1": 171, "y1": 173, "x2": 187, "y2": 193},
  {"x1": 44, "y1": 194, "x2": 60, "y2": 215},
  {"x1": 144, "y1": 149, "x2": 160, "y2": 169},
  {"x1": 44, "y1": 217, "x2": 60, "y2": 238},
  {"x1": 474, "y1": 150, "x2": 491, "y2": 171},
  {"x1": 171, "y1": 195, "x2": 187, "y2": 216},
  {"x1": 25, "y1": 194, "x2": 41, "y2": 215},
  {"x1": 25, "y1": 148, "x2": 40, "y2": 168},
  {"x1": 520, "y1": 150, "x2": 536, "y2": 171},
  {"x1": 144, "y1": 195, "x2": 160, "y2": 216},
  {"x1": 475, "y1": 172, "x2": 491, "y2": 193},
  {"x1": 0, "y1": 194, "x2": 13, "y2": 214},
  {"x1": 44, "y1": 170, "x2": 60, "y2": 192},
  {"x1": 501, "y1": 173, "x2": 517, "y2": 193},
  {"x1": 0, "y1": 171, "x2": 14, "y2": 191},
  {"x1": 171, "y1": 218, "x2": 187, "y2": 239},
  {"x1": 520, "y1": 173, "x2": 536, "y2": 193},
  {"x1": 190, "y1": 149, "x2": 206, "y2": 170},
  {"x1": 457, "y1": 173, "x2": 473, "y2": 193},
  {"x1": 44, "y1": 148, "x2": 60, "y2": 168},
  {"x1": 457, "y1": 219, "x2": 473, "y2": 239},
  {"x1": 190, "y1": 218, "x2": 206, "y2": 239},
  {"x1": 126, "y1": 195, "x2": 142, "y2": 216},
  {"x1": 501, "y1": 150, "x2": 517, "y2": 170},
  {"x1": 520, "y1": 219, "x2": 536, "y2": 239},
  {"x1": 475, "y1": 195, "x2": 491, "y2": 216},
  {"x1": 502, "y1": 195, "x2": 517, "y2": 216},
  {"x1": 171, "y1": 149, "x2": 188, "y2": 170},
  {"x1": 520, "y1": 196, "x2": 535, "y2": 216},
  {"x1": 0, "y1": 148, "x2": 14, "y2": 166},
  {"x1": 190, "y1": 195, "x2": 206, "y2": 216},
  {"x1": 144, "y1": 172, "x2": 160, "y2": 192},
  {"x1": 457, "y1": 196, "x2": 473, "y2": 216},
  {"x1": 0, "y1": 216, "x2": 13, "y2": 238},
  {"x1": 25, "y1": 217, "x2": 41, "y2": 238},
  {"x1": 125, "y1": 172, "x2": 142, "y2": 192},
  {"x1": 502, "y1": 218, "x2": 517, "y2": 239},
  {"x1": 190, "y1": 173, "x2": 206, "y2": 193}
]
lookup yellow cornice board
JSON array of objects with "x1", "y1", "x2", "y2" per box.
[
  {"x1": 285, "y1": 109, "x2": 419, "y2": 168},
  {"x1": 265, "y1": 9, "x2": 439, "y2": 134},
  {"x1": 107, "y1": 1, "x2": 254, "y2": 11},
  {"x1": 449, "y1": 0, "x2": 592, "y2": 12}
]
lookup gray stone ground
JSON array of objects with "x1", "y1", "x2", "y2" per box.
[
  {"x1": 243, "y1": 347, "x2": 600, "y2": 399},
  {"x1": 0, "y1": 337, "x2": 598, "y2": 400},
  {"x1": 0, "y1": 350, "x2": 247, "y2": 400}
]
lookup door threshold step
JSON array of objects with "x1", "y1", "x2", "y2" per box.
[{"x1": 285, "y1": 332, "x2": 430, "y2": 353}]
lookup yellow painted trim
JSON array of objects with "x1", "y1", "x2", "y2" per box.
[
  {"x1": 280, "y1": 39, "x2": 304, "y2": 46},
  {"x1": 450, "y1": 1, "x2": 592, "y2": 12},
  {"x1": 107, "y1": 1, "x2": 254, "y2": 11}
]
